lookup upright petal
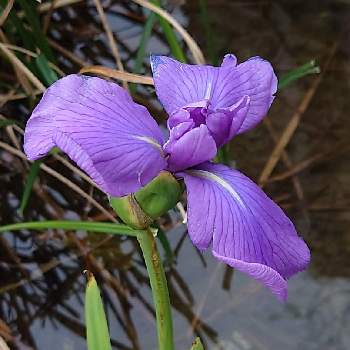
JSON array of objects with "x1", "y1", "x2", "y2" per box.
[
  {"x1": 181, "y1": 162, "x2": 310, "y2": 301},
  {"x1": 24, "y1": 74, "x2": 166, "y2": 197},
  {"x1": 151, "y1": 55, "x2": 277, "y2": 135},
  {"x1": 214, "y1": 57, "x2": 277, "y2": 134},
  {"x1": 150, "y1": 55, "x2": 218, "y2": 115}
]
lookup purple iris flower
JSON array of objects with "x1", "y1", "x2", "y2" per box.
[{"x1": 24, "y1": 54, "x2": 310, "y2": 301}]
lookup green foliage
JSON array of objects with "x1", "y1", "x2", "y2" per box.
[
  {"x1": 278, "y1": 60, "x2": 320, "y2": 90},
  {"x1": 1, "y1": 0, "x2": 60, "y2": 214},
  {"x1": 157, "y1": 225, "x2": 174, "y2": 265},
  {"x1": 15, "y1": 0, "x2": 54, "y2": 61},
  {"x1": 198, "y1": 0, "x2": 218, "y2": 65},
  {"x1": 0, "y1": 220, "x2": 142, "y2": 237},
  {"x1": 85, "y1": 273, "x2": 112, "y2": 350},
  {"x1": 130, "y1": 12, "x2": 157, "y2": 93},
  {"x1": 191, "y1": 337, "x2": 204, "y2": 350},
  {"x1": 150, "y1": 0, "x2": 186, "y2": 62},
  {"x1": 19, "y1": 160, "x2": 42, "y2": 215},
  {"x1": 0, "y1": 119, "x2": 19, "y2": 128},
  {"x1": 35, "y1": 53, "x2": 58, "y2": 85}
]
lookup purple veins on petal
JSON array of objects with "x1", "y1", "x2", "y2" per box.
[
  {"x1": 180, "y1": 162, "x2": 310, "y2": 301},
  {"x1": 150, "y1": 54, "x2": 277, "y2": 141},
  {"x1": 164, "y1": 123, "x2": 217, "y2": 172},
  {"x1": 163, "y1": 96, "x2": 249, "y2": 170},
  {"x1": 24, "y1": 74, "x2": 167, "y2": 197}
]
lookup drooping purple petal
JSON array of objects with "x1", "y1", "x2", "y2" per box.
[
  {"x1": 150, "y1": 54, "x2": 277, "y2": 135},
  {"x1": 24, "y1": 74, "x2": 166, "y2": 197},
  {"x1": 164, "y1": 123, "x2": 217, "y2": 172},
  {"x1": 180, "y1": 162, "x2": 310, "y2": 301}
]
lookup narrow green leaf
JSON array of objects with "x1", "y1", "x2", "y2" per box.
[
  {"x1": 191, "y1": 337, "x2": 204, "y2": 350},
  {"x1": 130, "y1": 11, "x2": 157, "y2": 93},
  {"x1": 133, "y1": 12, "x2": 157, "y2": 75},
  {"x1": 0, "y1": 0, "x2": 36, "y2": 51},
  {"x1": 35, "y1": 53, "x2": 58, "y2": 86},
  {"x1": 0, "y1": 119, "x2": 18, "y2": 128},
  {"x1": 85, "y1": 273, "x2": 112, "y2": 350},
  {"x1": 0, "y1": 220, "x2": 142, "y2": 237},
  {"x1": 150, "y1": 0, "x2": 186, "y2": 62},
  {"x1": 16, "y1": 0, "x2": 54, "y2": 61},
  {"x1": 19, "y1": 160, "x2": 42, "y2": 215},
  {"x1": 157, "y1": 226, "x2": 174, "y2": 265},
  {"x1": 278, "y1": 60, "x2": 320, "y2": 90},
  {"x1": 198, "y1": 0, "x2": 218, "y2": 65}
]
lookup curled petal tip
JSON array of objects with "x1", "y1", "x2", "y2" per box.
[
  {"x1": 150, "y1": 54, "x2": 167, "y2": 76},
  {"x1": 221, "y1": 54, "x2": 237, "y2": 67}
]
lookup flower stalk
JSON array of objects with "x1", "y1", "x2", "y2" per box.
[{"x1": 137, "y1": 228, "x2": 174, "y2": 350}]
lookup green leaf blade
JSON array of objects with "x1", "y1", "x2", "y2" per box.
[
  {"x1": 85, "y1": 273, "x2": 112, "y2": 350},
  {"x1": 19, "y1": 160, "x2": 42, "y2": 215},
  {"x1": 191, "y1": 337, "x2": 204, "y2": 350},
  {"x1": 150, "y1": 0, "x2": 186, "y2": 62},
  {"x1": 35, "y1": 53, "x2": 58, "y2": 86},
  {"x1": 278, "y1": 60, "x2": 320, "y2": 90},
  {"x1": 0, "y1": 220, "x2": 142, "y2": 237},
  {"x1": 0, "y1": 119, "x2": 18, "y2": 128}
]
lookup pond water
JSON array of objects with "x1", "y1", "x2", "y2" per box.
[{"x1": 1, "y1": 1, "x2": 350, "y2": 349}]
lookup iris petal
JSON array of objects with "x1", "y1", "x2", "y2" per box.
[
  {"x1": 164, "y1": 124, "x2": 217, "y2": 172},
  {"x1": 24, "y1": 74, "x2": 166, "y2": 197},
  {"x1": 180, "y1": 162, "x2": 310, "y2": 301},
  {"x1": 150, "y1": 54, "x2": 277, "y2": 136}
]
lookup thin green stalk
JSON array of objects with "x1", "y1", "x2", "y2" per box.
[
  {"x1": 137, "y1": 229, "x2": 174, "y2": 350},
  {"x1": 0, "y1": 220, "x2": 141, "y2": 236}
]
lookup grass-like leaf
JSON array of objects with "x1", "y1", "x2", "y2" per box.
[
  {"x1": 35, "y1": 53, "x2": 58, "y2": 86},
  {"x1": 150, "y1": 0, "x2": 186, "y2": 62},
  {"x1": 85, "y1": 273, "x2": 112, "y2": 350},
  {"x1": 157, "y1": 226, "x2": 174, "y2": 265},
  {"x1": 16, "y1": 0, "x2": 54, "y2": 61},
  {"x1": 130, "y1": 11, "x2": 157, "y2": 93},
  {"x1": 19, "y1": 159, "x2": 42, "y2": 215},
  {"x1": 278, "y1": 60, "x2": 320, "y2": 90},
  {"x1": 0, "y1": 119, "x2": 18, "y2": 128},
  {"x1": 0, "y1": 220, "x2": 142, "y2": 237}
]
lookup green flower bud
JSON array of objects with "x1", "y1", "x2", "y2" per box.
[{"x1": 110, "y1": 171, "x2": 182, "y2": 229}]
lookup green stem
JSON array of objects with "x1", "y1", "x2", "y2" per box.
[{"x1": 137, "y1": 229, "x2": 174, "y2": 350}]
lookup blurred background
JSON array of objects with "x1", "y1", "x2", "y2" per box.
[{"x1": 0, "y1": 0, "x2": 349, "y2": 349}]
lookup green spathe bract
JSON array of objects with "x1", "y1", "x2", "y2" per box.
[
  {"x1": 135, "y1": 171, "x2": 182, "y2": 218},
  {"x1": 110, "y1": 171, "x2": 182, "y2": 228}
]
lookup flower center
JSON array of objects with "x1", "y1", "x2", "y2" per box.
[{"x1": 186, "y1": 105, "x2": 208, "y2": 127}]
